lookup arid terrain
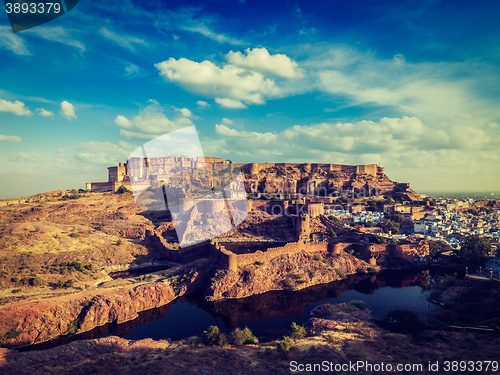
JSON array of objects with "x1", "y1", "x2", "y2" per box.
[
  {"x1": 0, "y1": 190, "x2": 498, "y2": 375},
  {"x1": 1, "y1": 301, "x2": 498, "y2": 374}
]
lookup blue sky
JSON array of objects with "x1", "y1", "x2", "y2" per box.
[{"x1": 0, "y1": 0, "x2": 499, "y2": 197}]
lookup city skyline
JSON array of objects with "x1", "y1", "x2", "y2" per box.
[{"x1": 0, "y1": 0, "x2": 499, "y2": 197}]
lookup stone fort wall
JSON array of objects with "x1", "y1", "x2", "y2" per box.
[
  {"x1": 208, "y1": 240, "x2": 428, "y2": 271},
  {"x1": 235, "y1": 163, "x2": 384, "y2": 177}
]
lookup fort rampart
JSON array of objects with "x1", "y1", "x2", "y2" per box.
[
  {"x1": 208, "y1": 240, "x2": 428, "y2": 271},
  {"x1": 235, "y1": 163, "x2": 384, "y2": 177}
]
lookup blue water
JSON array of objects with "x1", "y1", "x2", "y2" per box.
[{"x1": 124, "y1": 269, "x2": 440, "y2": 343}]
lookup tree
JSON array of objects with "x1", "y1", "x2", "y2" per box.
[
  {"x1": 428, "y1": 240, "x2": 451, "y2": 260},
  {"x1": 115, "y1": 186, "x2": 129, "y2": 194},
  {"x1": 380, "y1": 218, "x2": 400, "y2": 234},
  {"x1": 329, "y1": 229, "x2": 337, "y2": 238},
  {"x1": 458, "y1": 235, "x2": 491, "y2": 269}
]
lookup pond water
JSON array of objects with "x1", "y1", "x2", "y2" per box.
[{"x1": 20, "y1": 267, "x2": 459, "y2": 352}]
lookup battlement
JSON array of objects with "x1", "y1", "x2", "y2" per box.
[
  {"x1": 86, "y1": 157, "x2": 385, "y2": 193},
  {"x1": 235, "y1": 162, "x2": 383, "y2": 177}
]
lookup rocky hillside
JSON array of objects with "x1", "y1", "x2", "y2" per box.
[
  {"x1": 206, "y1": 251, "x2": 373, "y2": 301},
  {"x1": 242, "y1": 165, "x2": 420, "y2": 200}
]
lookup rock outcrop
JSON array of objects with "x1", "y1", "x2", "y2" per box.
[
  {"x1": 0, "y1": 265, "x2": 207, "y2": 348},
  {"x1": 205, "y1": 251, "x2": 371, "y2": 301}
]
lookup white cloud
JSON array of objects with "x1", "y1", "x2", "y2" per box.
[
  {"x1": 215, "y1": 124, "x2": 250, "y2": 137},
  {"x1": 155, "y1": 57, "x2": 281, "y2": 105},
  {"x1": 488, "y1": 122, "x2": 499, "y2": 129},
  {"x1": 207, "y1": 116, "x2": 500, "y2": 191},
  {"x1": 26, "y1": 26, "x2": 85, "y2": 53},
  {"x1": 311, "y1": 45, "x2": 499, "y2": 127},
  {"x1": 226, "y1": 47, "x2": 304, "y2": 78},
  {"x1": 37, "y1": 108, "x2": 54, "y2": 117},
  {"x1": 114, "y1": 115, "x2": 132, "y2": 128},
  {"x1": 0, "y1": 135, "x2": 21, "y2": 142},
  {"x1": 215, "y1": 98, "x2": 247, "y2": 109},
  {"x1": 114, "y1": 100, "x2": 193, "y2": 139},
  {"x1": 181, "y1": 24, "x2": 247, "y2": 45},
  {"x1": 60, "y1": 101, "x2": 77, "y2": 120},
  {"x1": 99, "y1": 27, "x2": 148, "y2": 51},
  {"x1": 0, "y1": 26, "x2": 30, "y2": 55},
  {"x1": 197, "y1": 100, "x2": 210, "y2": 108},
  {"x1": 125, "y1": 64, "x2": 140, "y2": 76},
  {"x1": 393, "y1": 54, "x2": 406, "y2": 65},
  {"x1": 222, "y1": 118, "x2": 233, "y2": 125},
  {"x1": 178, "y1": 108, "x2": 192, "y2": 118},
  {"x1": 0, "y1": 99, "x2": 32, "y2": 116}
]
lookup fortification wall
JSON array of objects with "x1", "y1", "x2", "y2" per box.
[
  {"x1": 391, "y1": 241, "x2": 429, "y2": 261},
  {"x1": 145, "y1": 229, "x2": 209, "y2": 263},
  {"x1": 210, "y1": 241, "x2": 334, "y2": 271},
  {"x1": 236, "y1": 162, "x2": 381, "y2": 177}
]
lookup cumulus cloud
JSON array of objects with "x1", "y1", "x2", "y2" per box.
[
  {"x1": 0, "y1": 135, "x2": 21, "y2": 142},
  {"x1": 177, "y1": 108, "x2": 192, "y2": 118},
  {"x1": 211, "y1": 116, "x2": 497, "y2": 160},
  {"x1": 0, "y1": 26, "x2": 30, "y2": 55},
  {"x1": 114, "y1": 115, "x2": 132, "y2": 128},
  {"x1": 222, "y1": 118, "x2": 233, "y2": 125},
  {"x1": 60, "y1": 101, "x2": 77, "y2": 120},
  {"x1": 155, "y1": 57, "x2": 280, "y2": 106},
  {"x1": 37, "y1": 108, "x2": 54, "y2": 117},
  {"x1": 226, "y1": 47, "x2": 304, "y2": 78},
  {"x1": 488, "y1": 122, "x2": 499, "y2": 129},
  {"x1": 114, "y1": 100, "x2": 193, "y2": 140},
  {"x1": 99, "y1": 27, "x2": 148, "y2": 51},
  {"x1": 0, "y1": 99, "x2": 32, "y2": 116},
  {"x1": 207, "y1": 116, "x2": 500, "y2": 191},
  {"x1": 311, "y1": 45, "x2": 499, "y2": 126},
  {"x1": 214, "y1": 98, "x2": 247, "y2": 109},
  {"x1": 197, "y1": 100, "x2": 210, "y2": 108}
]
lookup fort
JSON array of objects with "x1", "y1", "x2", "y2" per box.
[{"x1": 85, "y1": 157, "x2": 386, "y2": 193}]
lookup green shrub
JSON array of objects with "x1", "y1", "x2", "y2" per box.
[
  {"x1": 12, "y1": 288, "x2": 22, "y2": 293},
  {"x1": 189, "y1": 336, "x2": 205, "y2": 347},
  {"x1": 115, "y1": 186, "x2": 129, "y2": 194},
  {"x1": 381, "y1": 309, "x2": 426, "y2": 335},
  {"x1": 326, "y1": 334, "x2": 337, "y2": 344},
  {"x1": 202, "y1": 326, "x2": 227, "y2": 346},
  {"x1": 277, "y1": 336, "x2": 294, "y2": 358},
  {"x1": 116, "y1": 239, "x2": 122, "y2": 246},
  {"x1": 30, "y1": 276, "x2": 44, "y2": 286},
  {"x1": 345, "y1": 300, "x2": 367, "y2": 311},
  {"x1": 63, "y1": 279, "x2": 73, "y2": 288},
  {"x1": 335, "y1": 269, "x2": 347, "y2": 279},
  {"x1": 290, "y1": 322, "x2": 306, "y2": 341},
  {"x1": 69, "y1": 233, "x2": 80, "y2": 238},
  {"x1": 0, "y1": 327, "x2": 22, "y2": 347},
  {"x1": 55, "y1": 279, "x2": 73, "y2": 289},
  {"x1": 242, "y1": 327, "x2": 258, "y2": 344},
  {"x1": 230, "y1": 328, "x2": 246, "y2": 346},
  {"x1": 66, "y1": 319, "x2": 80, "y2": 335}
]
